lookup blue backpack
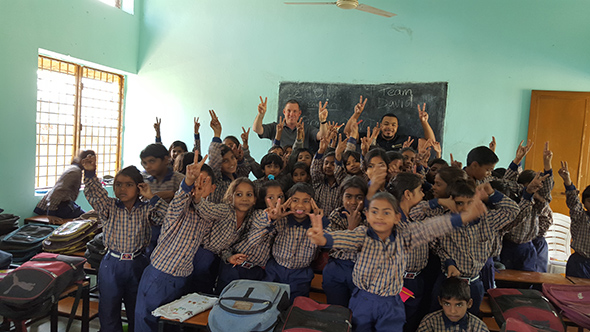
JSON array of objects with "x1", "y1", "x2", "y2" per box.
[{"x1": 208, "y1": 280, "x2": 290, "y2": 332}]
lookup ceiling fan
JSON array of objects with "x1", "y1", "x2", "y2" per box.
[{"x1": 284, "y1": 0, "x2": 396, "y2": 18}]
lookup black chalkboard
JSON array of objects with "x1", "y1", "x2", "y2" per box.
[{"x1": 278, "y1": 81, "x2": 447, "y2": 145}]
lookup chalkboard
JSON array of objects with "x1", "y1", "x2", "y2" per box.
[{"x1": 278, "y1": 81, "x2": 447, "y2": 145}]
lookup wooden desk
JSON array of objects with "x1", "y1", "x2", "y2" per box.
[
  {"x1": 158, "y1": 309, "x2": 210, "y2": 331},
  {"x1": 50, "y1": 279, "x2": 91, "y2": 332},
  {"x1": 495, "y1": 269, "x2": 573, "y2": 285},
  {"x1": 566, "y1": 276, "x2": 590, "y2": 285}
]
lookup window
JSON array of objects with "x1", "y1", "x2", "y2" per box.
[
  {"x1": 36, "y1": 55, "x2": 124, "y2": 189},
  {"x1": 98, "y1": 0, "x2": 122, "y2": 9}
]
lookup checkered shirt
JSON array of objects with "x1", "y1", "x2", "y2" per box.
[
  {"x1": 311, "y1": 153, "x2": 342, "y2": 217},
  {"x1": 196, "y1": 199, "x2": 251, "y2": 255},
  {"x1": 207, "y1": 138, "x2": 251, "y2": 204},
  {"x1": 220, "y1": 209, "x2": 272, "y2": 267},
  {"x1": 84, "y1": 170, "x2": 167, "y2": 253},
  {"x1": 505, "y1": 195, "x2": 545, "y2": 244},
  {"x1": 417, "y1": 310, "x2": 489, "y2": 332},
  {"x1": 150, "y1": 180, "x2": 213, "y2": 277},
  {"x1": 399, "y1": 212, "x2": 430, "y2": 272},
  {"x1": 327, "y1": 207, "x2": 368, "y2": 261},
  {"x1": 36, "y1": 165, "x2": 82, "y2": 211},
  {"x1": 324, "y1": 213, "x2": 462, "y2": 297},
  {"x1": 566, "y1": 185, "x2": 590, "y2": 258},
  {"x1": 143, "y1": 166, "x2": 184, "y2": 194},
  {"x1": 436, "y1": 191, "x2": 519, "y2": 278}
]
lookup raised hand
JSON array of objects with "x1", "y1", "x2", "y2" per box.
[
  {"x1": 306, "y1": 213, "x2": 327, "y2": 246},
  {"x1": 402, "y1": 137, "x2": 415, "y2": 149},
  {"x1": 185, "y1": 153, "x2": 208, "y2": 186},
  {"x1": 476, "y1": 182, "x2": 494, "y2": 201},
  {"x1": 209, "y1": 110, "x2": 222, "y2": 138},
  {"x1": 194, "y1": 117, "x2": 200, "y2": 134},
  {"x1": 296, "y1": 118, "x2": 305, "y2": 141},
  {"x1": 310, "y1": 198, "x2": 324, "y2": 217},
  {"x1": 437, "y1": 198, "x2": 458, "y2": 213},
  {"x1": 526, "y1": 172, "x2": 550, "y2": 194},
  {"x1": 334, "y1": 134, "x2": 346, "y2": 161},
  {"x1": 153, "y1": 117, "x2": 162, "y2": 137},
  {"x1": 343, "y1": 201, "x2": 364, "y2": 230},
  {"x1": 370, "y1": 123, "x2": 381, "y2": 144},
  {"x1": 258, "y1": 96, "x2": 268, "y2": 116},
  {"x1": 228, "y1": 253, "x2": 248, "y2": 266},
  {"x1": 265, "y1": 197, "x2": 293, "y2": 221},
  {"x1": 276, "y1": 117, "x2": 285, "y2": 135},
  {"x1": 449, "y1": 153, "x2": 462, "y2": 169},
  {"x1": 431, "y1": 140, "x2": 442, "y2": 158},
  {"x1": 137, "y1": 183, "x2": 154, "y2": 200},
  {"x1": 360, "y1": 130, "x2": 372, "y2": 156},
  {"x1": 318, "y1": 101, "x2": 329, "y2": 123},
  {"x1": 543, "y1": 141, "x2": 553, "y2": 171},
  {"x1": 489, "y1": 136, "x2": 496, "y2": 152},
  {"x1": 459, "y1": 197, "x2": 488, "y2": 225},
  {"x1": 558, "y1": 161, "x2": 572, "y2": 186},
  {"x1": 354, "y1": 95, "x2": 368, "y2": 117},
  {"x1": 318, "y1": 135, "x2": 329, "y2": 154},
  {"x1": 241, "y1": 127, "x2": 250, "y2": 149},
  {"x1": 514, "y1": 139, "x2": 533, "y2": 165},
  {"x1": 417, "y1": 103, "x2": 429, "y2": 123},
  {"x1": 81, "y1": 154, "x2": 97, "y2": 171}
]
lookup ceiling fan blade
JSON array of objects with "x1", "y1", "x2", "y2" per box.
[
  {"x1": 284, "y1": 2, "x2": 337, "y2": 5},
  {"x1": 356, "y1": 3, "x2": 396, "y2": 17}
]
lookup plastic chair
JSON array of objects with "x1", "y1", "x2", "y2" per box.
[{"x1": 546, "y1": 212, "x2": 572, "y2": 274}]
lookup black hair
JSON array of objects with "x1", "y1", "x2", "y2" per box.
[
  {"x1": 174, "y1": 152, "x2": 194, "y2": 174},
  {"x1": 340, "y1": 175, "x2": 369, "y2": 198},
  {"x1": 517, "y1": 170, "x2": 536, "y2": 185},
  {"x1": 436, "y1": 167, "x2": 469, "y2": 187},
  {"x1": 343, "y1": 150, "x2": 361, "y2": 164},
  {"x1": 261, "y1": 153, "x2": 284, "y2": 169},
  {"x1": 223, "y1": 136, "x2": 240, "y2": 147},
  {"x1": 223, "y1": 177, "x2": 255, "y2": 205},
  {"x1": 200, "y1": 164, "x2": 216, "y2": 184},
  {"x1": 440, "y1": 277, "x2": 471, "y2": 302},
  {"x1": 287, "y1": 182, "x2": 315, "y2": 200},
  {"x1": 256, "y1": 180, "x2": 284, "y2": 209},
  {"x1": 428, "y1": 158, "x2": 449, "y2": 168},
  {"x1": 380, "y1": 113, "x2": 398, "y2": 122},
  {"x1": 268, "y1": 145, "x2": 284, "y2": 154},
  {"x1": 285, "y1": 99, "x2": 301, "y2": 108},
  {"x1": 365, "y1": 148, "x2": 390, "y2": 169},
  {"x1": 72, "y1": 150, "x2": 96, "y2": 166},
  {"x1": 400, "y1": 147, "x2": 417, "y2": 155},
  {"x1": 169, "y1": 141, "x2": 188, "y2": 154},
  {"x1": 466, "y1": 146, "x2": 499, "y2": 166},
  {"x1": 388, "y1": 172, "x2": 423, "y2": 201},
  {"x1": 370, "y1": 192, "x2": 400, "y2": 213},
  {"x1": 284, "y1": 148, "x2": 312, "y2": 174},
  {"x1": 386, "y1": 151, "x2": 404, "y2": 162},
  {"x1": 140, "y1": 143, "x2": 169, "y2": 160},
  {"x1": 115, "y1": 166, "x2": 144, "y2": 185},
  {"x1": 324, "y1": 151, "x2": 336, "y2": 159},
  {"x1": 490, "y1": 180, "x2": 510, "y2": 197},
  {"x1": 582, "y1": 185, "x2": 590, "y2": 205},
  {"x1": 448, "y1": 179, "x2": 476, "y2": 198},
  {"x1": 220, "y1": 144, "x2": 233, "y2": 159},
  {"x1": 291, "y1": 162, "x2": 310, "y2": 176}
]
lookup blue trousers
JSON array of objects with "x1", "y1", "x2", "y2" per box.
[
  {"x1": 34, "y1": 200, "x2": 84, "y2": 219},
  {"x1": 98, "y1": 253, "x2": 149, "y2": 332},
  {"x1": 532, "y1": 236, "x2": 549, "y2": 272},
  {"x1": 430, "y1": 273, "x2": 484, "y2": 316},
  {"x1": 349, "y1": 288, "x2": 405, "y2": 332},
  {"x1": 186, "y1": 247, "x2": 220, "y2": 295},
  {"x1": 264, "y1": 258, "x2": 313, "y2": 302},
  {"x1": 501, "y1": 239, "x2": 537, "y2": 271},
  {"x1": 135, "y1": 265, "x2": 188, "y2": 332},
  {"x1": 403, "y1": 273, "x2": 427, "y2": 332},
  {"x1": 145, "y1": 225, "x2": 161, "y2": 259},
  {"x1": 217, "y1": 261, "x2": 265, "y2": 293},
  {"x1": 322, "y1": 258, "x2": 355, "y2": 307},
  {"x1": 566, "y1": 252, "x2": 590, "y2": 279}
]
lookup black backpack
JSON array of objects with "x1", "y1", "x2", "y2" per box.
[
  {"x1": 84, "y1": 233, "x2": 106, "y2": 270},
  {"x1": 0, "y1": 213, "x2": 19, "y2": 236},
  {"x1": 0, "y1": 224, "x2": 58, "y2": 263}
]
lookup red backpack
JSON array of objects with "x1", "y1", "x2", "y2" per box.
[
  {"x1": 543, "y1": 283, "x2": 590, "y2": 329},
  {"x1": 0, "y1": 253, "x2": 86, "y2": 320},
  {"x1": 278, "y1": 296, "x2": 352, "y2": 332}
]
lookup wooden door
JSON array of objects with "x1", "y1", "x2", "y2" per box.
[{"x1": 525, "y1": 90, "x2": 590, "y2": 214}]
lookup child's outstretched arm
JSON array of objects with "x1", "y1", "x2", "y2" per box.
[
  {"x1": 138, "y1": 182, "x2": 169, "y2": 226},
  {"x1": 537, "y1": 141, "x2": 554, "y2": 202},
  {"x1": 417, "y1": 103, "x2": 435, "y2": 142},
  {"x1": 193, "y1": 116, "x2": 201, "y2": 153},
  {"x1": 252, "y1": 96, "x2": 267, "y2": 136},
  {"x1": 207, "y1": 110, "x2": 224, "y2": 171},
  {"x1": 82, "y1": 155, "x2": 113, "y2": 219},
  {"x1": 307, "y1": 213, "x2": 327, "y2": 246},
  {"x1": 154, "y1": 117, "x2": 162, "y2": 144},
  {"x1": 476, "y1": 182, "x2": 520, "y2": 231},
  {"x1": 559, "y1": 161, "x2": 585, "y2": 216}
]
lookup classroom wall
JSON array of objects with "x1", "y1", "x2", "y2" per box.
[
  {"x1": 0, "y1": 0, "x2": 140, "y2": 220},
  {"x1": 123, "y1": 0, "x2": 590, "y2": 172}
]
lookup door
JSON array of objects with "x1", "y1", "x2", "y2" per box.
[{"x1": 526, "y1": 90, "x2": 590, "y2": 214}]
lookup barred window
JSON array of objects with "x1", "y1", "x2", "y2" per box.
[{"x1": 36, "y1": 55, "x2": 123, "y2": 189}]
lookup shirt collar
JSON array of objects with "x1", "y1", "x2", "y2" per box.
[
  {"x1": 115, "y1": 198, "x2": 146, "y2": 209},
  {"x1": 146, "y1": 166, "x2": 174, "y2": 183},
  {"x1": 442, "y1": 312, "x2": 469, "y2": 330},
  {"x1": 367, "y1": 226, "x2": 397, "y2": 242},
  {"x1": 287, "y1": 214, "x2": 311, "y2": 228}
]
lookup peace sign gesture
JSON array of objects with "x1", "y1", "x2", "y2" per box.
[
  {"x1": 558, "y1": 161, "x2": 572, "y2": 186},
  {"x1": 354, "y1": 95, "x2": 368, "y2": 117},
  {"x1": 318, "y1": 101, "x2": 329, "y2": 123},
  {"x1": 154, "y1": 117, "x2": 161, "y2": 137},
  {"x1": 241, "y1": 127, "x2": 251, "y2": 149},
  {"x1": 526, "y1": 172, "x2": 550, "y2": 194},
  {"x1": 417, "y1": 103, "x2": 429, "y2": 123},
  {"x1": 194, "y1": 117, "x2": 200, "y2": 134},
  {"x1": 307, "y1": 213, "x2": 327, "y2": 246},
  {"x1": 343, "y1": 201, "x2": 364, "y2": 230},
  {"x1": 258, "y1": 96, "x2": 268, "y2": 116},
  {"x1": 209, "y1": 110, "x2": 222, "y2": 138},
  {"x1": 265, "y1": 197, "x2": 293, "y2": 221},
  {"x1": 543, "y1": 141, "x2": 553, "y2": 171},
  {"x1": 186, "y1": 153, "x2": 208, "y2": 186}
]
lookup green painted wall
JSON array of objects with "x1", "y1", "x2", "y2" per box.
[
  {"x1": 0, "y1": 0, "x2": 140, "y2": 220},
  {"x1": 124, "y1": 0, "x2": 590, "y2": 174}
]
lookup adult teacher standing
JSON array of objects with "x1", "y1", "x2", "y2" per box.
[{"x1": 252, "y1": 96, "x2": 329, "y2": 151}]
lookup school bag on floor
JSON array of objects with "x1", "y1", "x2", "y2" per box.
[
  {"x1": 488, "y1": 288, "x2": 565, "y2": 332},
  {"x1": 208, "y1": 280, "x2": 290, "y2": 332},
  {"x1": 277, "y1": 296, "x2": 352, "y2": 332},
  {"x1": 542, "y1": 283, "x2": 590, "y2": 328},
  {"x1": 0, "y1": 252, "x2": 86, "y2": 321},
  {"x1": 42, "y1": 219, "x2": 101, "y2": 254},
  {"x1": 0, "y1": 224, "x2": 58, "y2": 263},
  {"x1": 0, "y1": 213, "x2": 19, "y2": 236}
]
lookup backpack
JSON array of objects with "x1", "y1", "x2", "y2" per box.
[
  {"x1": 0, "y1": 213, "x2": 19, "y2": 236},
  {"x1": 208, "y1": 280, "x2": 290, "y2": 332},
  {"x1": 0, "y1": 224, "x2": 58, "y2": 263},
  {"x1": 277, "y1": 296, "x2": 352, "y2": 332},
  {"x1": 42, "y1": 219, "x2": 101, "y2": 255},
  {"x1": 0, "y1": 250, "x2": 12, "y2": 269},
  {"x1": 501, "y1": 317, "x2": 557, "y2": 332},
  {"x1": 488, "y1": 288, "x2": 565, "y2": 332},
  {"x1": 0, "y1": 253, "x2": 86, "y2": 321},
  {"x1": 542, "y1": 283, "x2": 590, "y2": 328},
  {"x1": 84, "y1": 233, "x2": 106, "y2": 270}
]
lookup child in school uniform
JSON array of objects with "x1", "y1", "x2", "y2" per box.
[
  {"x1": 134, "y1": 156, "x2": 216, "y2": 332},
  {"x1": 307, "y1": 191, "x2": 487, "y2": 332},
  {"x1": 291, "y1": 161, "x2": 311, "y2": 185},
  {"x1": 323, "y1": 176, "x2": 368, "y2": 307},
  {"x1": 311, "y1": 137, "x2": 341, "y2": 217},
  {"x1": 253, "y1": 153, "x2": 285, "y2": 189},
  {"x1": 82, "y1": 156, "x2": 168, "y2": 332},
  {"x1": 417, "y1": 277, "x2": 489, "y2": 332},
  {"x1": 429, "y1": 180, "x2": 519, "y2": 316},
  {"x1": 558, "y1": 161, "x2": 590, "y2": 278},
  {"x1": 261, "y1": 182, "x2": 328, "y2": 301},
  {"x1": 365, "y1": 148, "x2": 391, "y2": 199}
]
